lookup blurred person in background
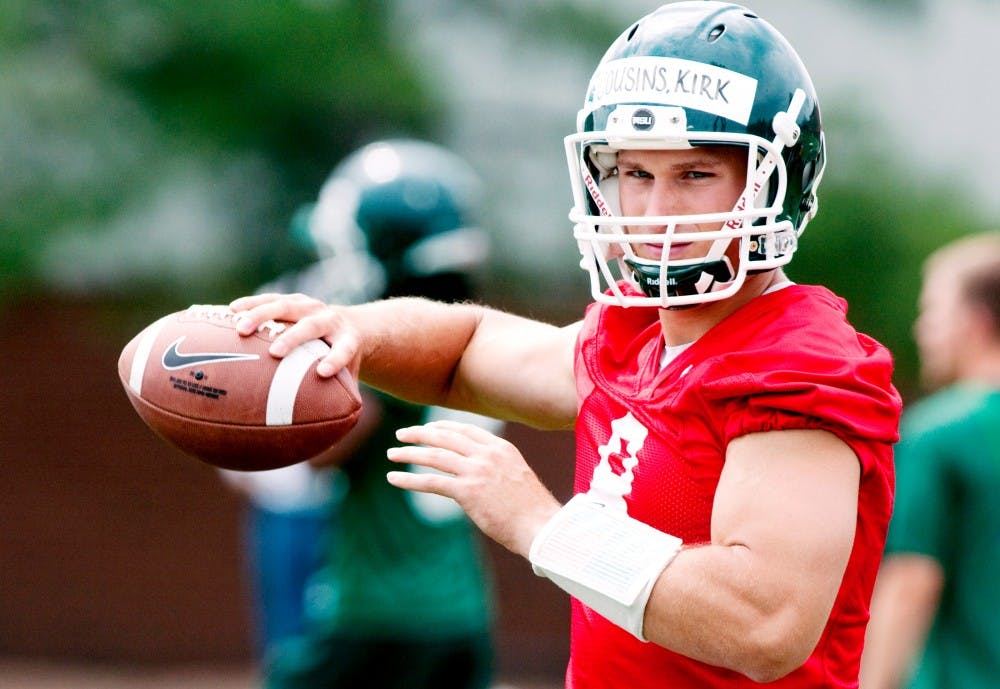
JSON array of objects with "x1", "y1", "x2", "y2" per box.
[
  {"x1": 218, "y1": 457, "x2": 339, "y2": 655},
  {"x1": 218, "y1": 205, "x2": 346, "y2": 655},
  {"x1": 229, "y1": 3, "x2": 902, "y2": 686},
  {"x1": 224, "y1": 139, "x2": 499, "y2": 689},
  {"x1": 861, "y1": 232, "x2": 1000, "y2": 689}
]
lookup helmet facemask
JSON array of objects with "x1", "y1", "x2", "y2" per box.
[
  {"x1": 567, "y1": 94, "x2": 808, "y2": 309},
  {"x1": 566, "y1": 2, "x2": 826, "y2": 309}
]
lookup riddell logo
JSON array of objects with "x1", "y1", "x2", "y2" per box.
[{"x1": 631, "y1": 108, "x2": 655, "y2": 131}]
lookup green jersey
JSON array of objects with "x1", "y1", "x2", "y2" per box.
[
  {"x1": 886, "y1": 384, "x2": 1000, "y2": 689},
  {"x1": 303, "y1": 392, "x2": 495, "y2": 639}
]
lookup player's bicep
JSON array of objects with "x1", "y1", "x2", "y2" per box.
[
  {"x1": 714, "y1": 429, "x2": 859, "y2": 626},
  {"x1": 454, "y1": 312, "x2": 580, "y2": 430}
]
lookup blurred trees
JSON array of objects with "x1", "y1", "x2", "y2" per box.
[
  {"x1": 793, "y1": 171, "x2": 977, "y2": 400},
  {"x1": 0, "y1": 0, "x2": 991, "y2": 396},
  {"x1": 0, "y1": 0, "x2": 441, "y2": 300}
]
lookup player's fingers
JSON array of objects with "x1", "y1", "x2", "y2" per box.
[
  {"x1": 394, "y1": 423, "x2": 494, "y2": 459},
  {"x1": 386, "y1": 469, "x2": 456, "y2": 499},
  {"x1": 273, "y1": 311, "x2": 360, "y2": 378},
  {"x1": 269, "y1": 306, "x2": 338, "y2": 349},
  {"x1": 231, "y1": 296, "x2": 356, "y2": 371},
  {"x1": 231, "y1": 293, "x2": 325, "y2": 336},
  {"x1": 387, "y1": 444, "x2": 465, "y2": 476},
  {"x1": 420, "y1": 419, "x2": 504, "y2": 444},
  {"x1": 317, "y1": 337, "x2": 361, "y2": 379},
  {"x1": 228, "y1": 292, "x2": 286, "y2": 313}
]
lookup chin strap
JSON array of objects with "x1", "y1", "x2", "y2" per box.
[{"x1": 625, "y1": 256, "x2": 735, "y2": 301}]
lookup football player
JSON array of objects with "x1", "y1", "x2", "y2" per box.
[
  {"x1": 232, "y1": 3, "x2": 902, "y2": 687},
  {"x1": 860, "y1": 233, "x2": 1000, "y2": 689},
  {"x1": 230, "y1": 139, "x2": 499, "y2": 689}
]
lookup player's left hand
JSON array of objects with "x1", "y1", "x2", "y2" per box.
[{"x1": 387, "y1": 420, "x2": 561, "y2": 558}]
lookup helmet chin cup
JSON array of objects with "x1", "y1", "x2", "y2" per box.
[{"x1": 625, "y1": 256, "x2": 735, "y2": 302}]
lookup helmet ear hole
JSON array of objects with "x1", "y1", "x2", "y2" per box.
[
  {"x1": 801, "y1": 159, "x2": 816, "y2": 193},
  {"x1": 799, "y1": 161, "x2": 817, "y2": 218}
]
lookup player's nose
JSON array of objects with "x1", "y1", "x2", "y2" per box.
[{"x1": 644, "y1": 181, "x2": 682, "y2": 221}]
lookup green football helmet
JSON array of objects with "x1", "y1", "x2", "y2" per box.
[
  {"x1": 566, "y1": 1, "x2": 826, "y2": 308},
  {"x1": 302, "y1": 139, "x2": 490, "y2": 304}
]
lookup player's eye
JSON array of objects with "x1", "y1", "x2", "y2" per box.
[{"x1": 622, "y1": 167, "x2": 651, "y2": 180}]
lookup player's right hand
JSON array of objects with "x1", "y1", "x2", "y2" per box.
[{"x1": 230, "y1": 292, "x2": 360, "y2": 379}]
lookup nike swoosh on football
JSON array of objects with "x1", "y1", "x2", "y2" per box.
[{"x1": 161, "y1": 337, "x2": 261, "y2": 370}]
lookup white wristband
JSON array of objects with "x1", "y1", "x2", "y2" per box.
[{"x1": 528, "y1": 493, "x2": 682, "y2": 641}]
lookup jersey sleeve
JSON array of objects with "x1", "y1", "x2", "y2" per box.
[{"x1": 697, "y1": 332, "x2": 901, "y2": 472}]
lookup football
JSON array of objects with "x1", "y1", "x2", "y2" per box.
[{"x1": 118, "y1": 304, "x2": 362, "y2": 471}]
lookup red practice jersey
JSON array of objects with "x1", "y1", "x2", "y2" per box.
[{"x1": 568, "y1": 284, "x2": 901, "y2": 688}]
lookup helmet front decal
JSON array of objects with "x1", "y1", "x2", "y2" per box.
[{"x1": 584, "y1": 56, "x2": 759, "y2": 127}]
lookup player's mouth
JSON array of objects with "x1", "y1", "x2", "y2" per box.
[
  {"x1": 668, "y1": 241, "x2": 692, "y2": 259},
  {"x1": 636, "y1": 240, "x2": 692, "y2": 261}
]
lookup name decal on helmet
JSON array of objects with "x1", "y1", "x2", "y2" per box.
[{"x1": 585, "y1": 57, "x2": 757, "y2": 126}]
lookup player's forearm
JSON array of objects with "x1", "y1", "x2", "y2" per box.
[
  {"x1": 346, "y1": 298, "x2": 580, "y2": 429},
  {"x1": 642, "y1": 543, "x2": 832, "y2": 683},
  {"x1": 343, "y1": 297, "x2": 485, "y2": 410}
]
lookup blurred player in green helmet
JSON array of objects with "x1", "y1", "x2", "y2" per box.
[{"x1": 226, "y1": 139, "x2": 498, "y2": 689}]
